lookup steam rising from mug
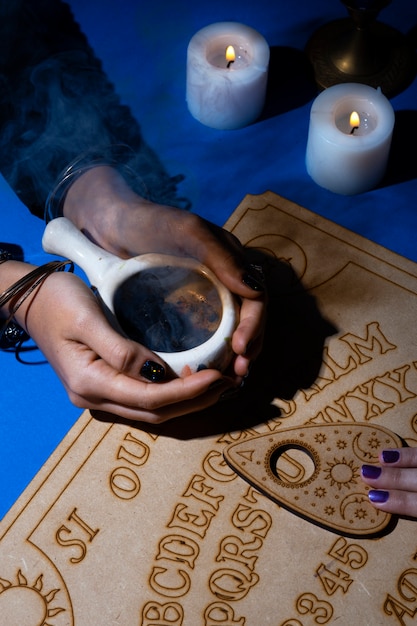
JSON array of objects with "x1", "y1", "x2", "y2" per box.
[
  {"x1": 0, "y1": 3, "x2": 187, "y2": 218},
  {"x1": 42, "y1": 218, "x2": 237, "y2": 375}
]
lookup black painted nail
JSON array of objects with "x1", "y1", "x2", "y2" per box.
[
  {"x1": 382, "y1": 450, "x2": 400, "y2": 464},
  {"x1": 243, "y1": 263, "x2": 265, "y2": 292},
  {"x1": 361, "y1": 465, "x2": 381, "y2": 480},
  {"x1": 368, "y1": 490, "x2": 389, "y2": 504},
  {"x1": 140, "y1": 360, "x2": 165, "y2": 382},
  {"x1": 219, "y1": 386, "x2": 241, "y2": 402}
]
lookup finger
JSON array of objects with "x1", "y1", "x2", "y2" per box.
[
  {"x1": 379, "y1": 447, "x2": 417, "y2": 467},
  {"x1": 231, "y1": 296, "x2": 266, "y2": 357},
  {"x1": 361, "y1": 464, "x2": 417, "y2": 492},
  {"x1": 366, "y1": 488, "x2": 417, "y2": 518},
  {"x1": 68, "y1": 303, "x2": 169, "y2": 382},
  {"x1": 73, "y1": 372, "x2": 235, "y2": 423},
  {"x1": 61, "y1": 334, "x2": 238, "y2": 407},
  {"x1": 185, "y1": 218, "x2": 266, "y2": 298}
]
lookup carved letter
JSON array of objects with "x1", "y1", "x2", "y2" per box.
[
  {"x1": 109, "y1": 466, "x2": 140, "y2": 500},
  {"x1": 149, "y1": 566, "x2": 191, "y2": 598},
  {"x1": 168, "y1": 503, "x2": 215, "y2": 538},
  {"x1": 157, "y1": 534, "x2": 200, "y2": 569},
  {"x1": 399, "y1": 568, "x2": 417, "y2": 602},
  {"x1": 203, "y1": 450, "x2": 237, "y2": 483},
  {"x1": 216, "y1": 535, "x2": 262, "y2": 571},
  {"x1": 117, "y1": 432, "x2": 150, "y2": 466},
  {"x1": 183, "y1": 475, "x2": 224, "y2": 510},
  {"x1": 231, "y1": 504, "x2": 272, "y2": 538},
  {"x1": 204, "y1": 601, "x2": 245, "y2": 625},
  {"x1": 376, "y1": 366, "x2": 416, "y2": 404},
  {"x1": 141, "y1": 600, "x2": 183, "y2": 625},
  {"x1": 209, "y1": 567, "x2": 259, "y2": 601},
  {"x1": 384, "y1": 594, "x2": 417, "y2": 624},
  {"x1": 55, "y1": 508, "x2": 99, "y2": 565},
  {"x1": 340, "y1": 322, "x2": 396, "y2": 364}
]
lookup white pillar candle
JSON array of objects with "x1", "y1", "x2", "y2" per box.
[
  {"x1": 186, "y1": 22, "x2": 270, "y2": 130},
  {"x1": 306, "y1": 83, "x2": 395, "y2": 195}
]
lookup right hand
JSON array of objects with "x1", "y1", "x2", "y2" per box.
[{"x1": 5, "y1": 262, "x2": 236, "y2": 423}]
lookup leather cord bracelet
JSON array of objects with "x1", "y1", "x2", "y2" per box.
[{"x1": 0, "y1": 258, "x2": 74, "y2": 349}]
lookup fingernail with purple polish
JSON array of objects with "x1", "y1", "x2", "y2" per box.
[
  {"x1": 382, "y1": 450, "x2": 400, "y2": 464},
  {"x1": 368, "y1": 490, "x2": 389, "y2": 504},
  {"x1": 361, "y1": 465, "x2": 381, "y2": 480}
]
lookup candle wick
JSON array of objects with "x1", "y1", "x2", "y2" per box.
[
  {"x1": 350, "y1": 126, "x2": 359, "y2": 135},
  {"x1": 227, "y1": 59, "x2": 234, "y2": 69}
]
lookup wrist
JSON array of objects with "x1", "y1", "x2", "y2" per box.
[
  {"x1": 0, "y1": 260, "x2": 36, "y2": 347},
  {"x1": 63, "y1": 165, "x2": 153, "y2": 257},
  {"x1": 0, "y1": 260, "x2": 35, "y2": 311},
  {"x1": 0, "y1": 260, "x2": 73, "y2": 341}
]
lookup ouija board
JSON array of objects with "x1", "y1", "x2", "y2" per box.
[{"x1": 2, "y1": 191, "x2": 417, "y2": 625}]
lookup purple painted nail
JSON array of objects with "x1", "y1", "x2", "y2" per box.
[
  {"x1": 368, "y1": 490, "x2": 389, "y2": 504},
  {"x1": 361, "y1": 465, "x2": 381, "y2": 480},
  {"x1": 382, "y1": 450, "x2": 400, "y2": 464}
]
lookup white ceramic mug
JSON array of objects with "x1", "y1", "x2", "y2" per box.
[{"x1": 42, "y1": 217, "x2": 237, "y2": 375}]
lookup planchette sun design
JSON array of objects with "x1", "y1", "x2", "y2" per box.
[{"x1": 223, "y1": 422, "x2": 403, "y2": 536}]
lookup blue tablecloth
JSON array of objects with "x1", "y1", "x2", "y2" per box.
[{"x1": 1, "y1": 0, "x2": 416, "y2": 519}]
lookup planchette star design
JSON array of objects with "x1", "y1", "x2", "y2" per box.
[{"x1": 223, "y1": 422, "x2": 403, "y2": 536}]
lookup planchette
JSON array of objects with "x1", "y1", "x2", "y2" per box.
[{"x1": 223, "y1": 422, "x2": 403, "y2": 536}]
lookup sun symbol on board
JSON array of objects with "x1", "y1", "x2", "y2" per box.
[
  {"x1": 0, "y1": 570, "x2": 65, "y2": 626},
  {"x1": 314, "y1": 486, "x2": 327, "y2": 498},
  {"x1": 323, "y1": 456, "x2": 360, "y2": 491},
  {"x1": 368, "y1": 436, "x2": 381, "y2": 449},
  {"x1": 354, "y1": 507, "x2": 368, "y2": 520},
  {"x1": 324, "y1": 505, "x2": 335, "y2": 516}
]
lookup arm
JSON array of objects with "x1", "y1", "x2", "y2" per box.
[
  {"x1": 0, "y1": 258, "x2": 236, "y2": 423},
  {"x1": 0, "y1": 2, "x2": 266, "y2": 420}
]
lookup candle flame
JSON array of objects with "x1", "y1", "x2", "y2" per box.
[
  {"x1": 225, "y1": 45, "x2": 236, "y2": 63},
  {"x1": 349, "y1": 111, "x2": 360, "y2": 130}
]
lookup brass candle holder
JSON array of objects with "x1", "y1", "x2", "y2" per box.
[{"x1": 306, "y1": 0, "x2": 415, "y2": 97}]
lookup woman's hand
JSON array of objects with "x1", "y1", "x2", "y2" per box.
[
  {"x1": 63, "y1": 165, "x2": 267, "y2": 379},
  {"x1": 5, "y1": 262, "x2": 236, "y2": 423},
  {"x1": 361, "y1": 448, "x2": 417, "y2": 518}
]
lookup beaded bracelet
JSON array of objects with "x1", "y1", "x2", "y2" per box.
[
  {"x1": 0, "y1": 249, "x2": 27, "y2": 348},
  {"x1": 0, "y1": 258, "x2": 74, "y2": 349}
]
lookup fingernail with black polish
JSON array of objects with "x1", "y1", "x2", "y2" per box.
[
  {"x1": 368, "y1": 490, "x2": 389, "y2": 504},
  {"x1": 382, "y1": 450, "x2": 400, "y2": 464},
  {"x1": 140, "y1": 360, "x2": 165, "y2": 382},
  {"x1": 361, "y1": 465, "x2": 382, "y2": 480},
  {"x1": 219, "y1": 386, "x2": 241, "y2": 402},
  {"x1": 243, "y1": 263, "x2": 265, "y2": 292}
]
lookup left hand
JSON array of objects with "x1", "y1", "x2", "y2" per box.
[{"x1": 361, "y1": 447, "x2": 417, "y2": 518}]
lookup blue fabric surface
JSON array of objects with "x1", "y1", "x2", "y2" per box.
[{"x1": 1, "y1": 0, "x2": 416, "y2": 518}]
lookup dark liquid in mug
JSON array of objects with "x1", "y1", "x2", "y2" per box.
[{"x1": 113, "y1": 266, "x2": 222, "y2": 352}]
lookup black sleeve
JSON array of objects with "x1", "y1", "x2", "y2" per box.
[{"x1": 0, "y1": 0, "x2": 188, "y2": 219}]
